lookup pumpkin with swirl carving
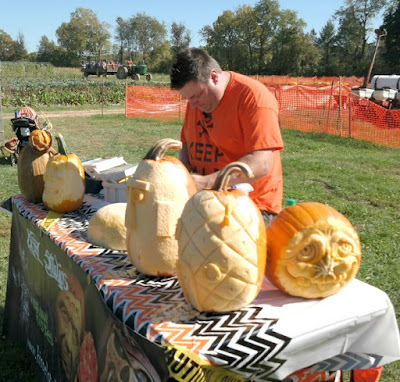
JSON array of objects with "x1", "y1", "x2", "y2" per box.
[{"x1": 266, "y1": 202, "x2": 362, "y2": 299}]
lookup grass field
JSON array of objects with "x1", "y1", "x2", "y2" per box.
[{"x1": 1, "y1": 110, "x2": 400, "y2": 381}]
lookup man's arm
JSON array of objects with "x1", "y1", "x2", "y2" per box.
[
  {"x1": 179, "y1": 142, "x2": 192, "y2": 171},
  {"x1": 188, "y1": 149, "x2": 274, "y2": 190}
]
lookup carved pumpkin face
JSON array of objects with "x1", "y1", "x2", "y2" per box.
[
  {"x1": 29, "y1": 129, "x2": 53, "y2": 152},
  {"x1": 266, "y1": 202, "x2": 362, "y2": 299},
  {"x1": 176, "y1": 162, "x2": 266, "y2": 313},
  {"x1": 125, "y1": 139, "x2": 197, "y2": 277},
  {"x1": 43, "y1": 153, "x2": 85, "y2": 213}
]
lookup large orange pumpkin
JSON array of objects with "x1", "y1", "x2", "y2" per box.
[
  {"x1": 42, "y1": 153, "x2": 85, "y2": 213},
  {"x1": 266, "y1": 202, "x2": 362, "y2": 299},
  {"x1": 176, "y1": 162, "x2": 267, "y2": 313}
]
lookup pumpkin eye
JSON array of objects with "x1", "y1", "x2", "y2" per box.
[
  {"x1": 336, "y1": 239, "x2": 355, "y2": 257},
  {"x1": 332, "y1": 232, "x2": 356, "y2": 257},
  {"x1": 295, "y1": 233, "x2": 325, "y2": 263}
]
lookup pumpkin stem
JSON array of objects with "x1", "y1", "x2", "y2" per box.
[
  {"x1": 55, "y1": 133, "x2": 69, "y2": 155},
  {"x1": 212, "y1": 161, "x2": 253, "y2": 191},
  {"x1": 143, "y1": 138, "x2": 182, "y2": 161}
]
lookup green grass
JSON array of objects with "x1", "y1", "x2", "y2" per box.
[{"x1": 1, "y1": 113, "x2": 400, "y2": 380}]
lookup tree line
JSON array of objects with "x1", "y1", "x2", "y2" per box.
[{"x1": 0, "y1": 0, "x2": 399, "y2": 78}]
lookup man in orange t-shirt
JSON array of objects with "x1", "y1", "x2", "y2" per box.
[{"x1": 170, "y1": 48, "x2": 284, "y2": 225}]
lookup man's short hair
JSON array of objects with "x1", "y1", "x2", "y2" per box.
[{"x1": 170, "y1": 48, "x2": 222, "y2": 90}]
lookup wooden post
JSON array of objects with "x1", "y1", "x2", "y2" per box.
[
  {"x1": 0, "y1": 72, "x2": 4, "y2": 145},
  {"x1": 338, "y1": 76, "x2": 342, "y2": 136},
  {"x1": 349, "y1": 93, "x2": 352, "y2": 138}
]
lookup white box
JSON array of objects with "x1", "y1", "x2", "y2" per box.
[
  {"x1": 102, "y1": 182, "x2": 127, "y2": 203},
  {"x1": 83, "y1": 157, "x2": 127, "y2": 180},
  {"x1": 98, "y1": 164, "x2": 138, "y2": 183}
]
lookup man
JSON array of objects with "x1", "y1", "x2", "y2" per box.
[{"x1": 170, "y1": 48, "x2": 284, "y2": 225}]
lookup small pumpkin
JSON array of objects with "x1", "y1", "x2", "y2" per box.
[
  {"x1": 266, "y1": 202, "x2": 362, "y2": 299},
  {"x1": 125, "y1": 138, "x2": 197, "y2": 276},
  {"x1": 176, "y1": 162, "x2": 267, "y2": 313},
  {"x1": 29, "y1": 129, "x2": 55, "y2": 153},
  {"x1": 17, "y1": 132, "x2": 56, "y2": 203},
  {"x1": 42, "y1": 153, "x2": 85, "y2": 213},
  {"x1": 87, "y1": 203, "x2": 127, "y2": 251}
]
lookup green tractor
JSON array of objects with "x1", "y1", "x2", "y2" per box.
[{"x1": 116, "y1": 64, "x2": 153, "y2": 81}]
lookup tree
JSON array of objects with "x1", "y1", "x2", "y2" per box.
[
  {"x1": 0, "y1": 29, "x2": 15, "y2": 61},
  {"x1": 381, "y1": 1, "x2": 400, "y2": 71},
  {"x1": 201, "y1": 10, "x2": 240, "y2": 70},
  {"x1": 235, "y1": 5, "x2": 261, "y2": 73},
  {"x1": 335, "y1": 0, "x2": 387, "y2": 75},
  {"x1": 37, "y1": 36, "x2": 70, "y2": 66},
  {"x1": 116, "y1": 13, "x2": 167, "y2": 64},
  {"x1": 13, "y1": 32, "x2": 28, "y2": 60},
  {"x1": 170, "y1": 22, "x2": 191, "y2": 56},
  {"x1": 201, "y1": 0, "x2": 319, "y2": 75},
  {"x1": 316, "y1": 20, "x2": 339, "y2": 75},
  {"x1": 115, "y1": 17, "x2": 130, "y2": 63},
  {"x1": 56, "y1": 8, "x2": 111, "y2": 65},
  {"x1": 129, "y1": 13, "x2": 167, "y2": 62},
  {"x1": 268, "y1": 9, "x2": 320, "y2": 75}
]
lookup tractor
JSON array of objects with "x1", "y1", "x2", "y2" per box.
[{"x1": 116, "y1": 64, "x2": 153, "y2": 81}]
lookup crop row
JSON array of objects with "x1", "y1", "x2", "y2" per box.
[{"x1": 1, "y1": 78, "x2": 128, "y2": 107}]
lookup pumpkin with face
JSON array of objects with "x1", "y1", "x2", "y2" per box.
[
  {"x1": 266, "y1": 202, "x2": 362, "y2": 299},
  {"x1": 125, "y1": 138, "x2": 197, "y2": 276},
  {"x1": 42, "y1": 153, "x2": 85, "y2": 213}
]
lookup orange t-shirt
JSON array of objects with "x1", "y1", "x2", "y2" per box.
[{"x1": 181, "y1": 71, "x2": 284, "y2": 214}]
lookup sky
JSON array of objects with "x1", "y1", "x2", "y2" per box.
[{"x1": 0, "y1": 0, "x2": 385, "y2": 54}]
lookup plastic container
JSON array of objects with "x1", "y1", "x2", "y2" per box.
[
  {"x1": 371, "y1": 75, "x2": 400, "y2": 90},
  {"x1": 351, "y1": 88, "x2": 374, "y2": 99},
  {"x1": 372, "y1": 88, "x2": 397, "y2": 101},
  {"x1": 102, "y1": 181, "x2": 127, "y2": 203}
]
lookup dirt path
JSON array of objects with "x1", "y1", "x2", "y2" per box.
[{"x1": 2, "y1": 107, "x2": 125, "y2": 120}]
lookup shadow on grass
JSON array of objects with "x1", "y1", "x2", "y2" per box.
[{"x1": 0, "y1": 156, "x2": 14, "y2": 167}]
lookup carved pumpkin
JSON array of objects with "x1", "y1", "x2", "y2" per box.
[
  {"x1": 42, "y1": 153, "x2": 85, "y2": 213},
  {"x1": 87, "y1": 203, "x2": 127, "y2": 251},
  {"x1": 17, "y1": 132, "x2": 56, "y2": 203},
  {"x1": 125, "y1": 138, "x2": 197, "y2": 276},
  {"x1": 29, "y1": 129, "x2": 54, "y2": 152},
  {"x1": 176, "y1": 162, "x2": 267, "y2": 313},
  {"x1": 266, "y1": 202, "x2": 362, "y2": 299}
]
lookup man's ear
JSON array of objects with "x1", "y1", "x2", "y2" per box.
[{"x1": 210, "y1": 69, "x2": 219, "y2": 84}]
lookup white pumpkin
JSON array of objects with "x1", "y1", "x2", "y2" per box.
[
  {"x1": 87, "y1": 203, "x2": 127, "y2": 251},
  {"x1": 125, "y1": 139, "x2": 197, "y2": 276},
  {"x1": 176, "y1": 162, "x2": 267, "y2": 313}
]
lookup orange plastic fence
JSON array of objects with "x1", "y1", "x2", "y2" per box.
[
  {"x1": 253, "y1": 75, "x2": 364, "y2": 88},
  {"x1": 125, "y1": 78, "x2": 400, "y2": 147},
  {"x1": 125, "y1": 85, "x2": 187, "y2": 121}
]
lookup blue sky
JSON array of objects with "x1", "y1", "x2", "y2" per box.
[{"x1": 0, "y1": 0, "x2": 384, "y2": 54}]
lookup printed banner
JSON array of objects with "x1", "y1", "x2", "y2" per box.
[
  {"x1": 164, "y1": 343, "x2": 245, "y2": 382},
  {"x1": 3, "y1": 208, "x2": 168, "y2": 381}
]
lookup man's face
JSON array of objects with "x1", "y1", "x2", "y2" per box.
[{"x1": 178, "y1": 71, "x2": 221, "y2": 113}]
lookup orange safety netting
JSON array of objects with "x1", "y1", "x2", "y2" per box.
[
  {"x1": 125, "y1": 78, "x2": 400, "y2": 147},
  {"x1": 252, "y1": 75, "x2": 365, "y2": 88},
  {"x1": 125, "y1": 85, "x2": 187, "y2": 121},
  {"x1": 277, "y1": 84, "x2": 400, "y2": 147}
]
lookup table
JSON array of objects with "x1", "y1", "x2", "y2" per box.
[{"x1": 3, "y1": 194, "x2": 400, "y2": 382}]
